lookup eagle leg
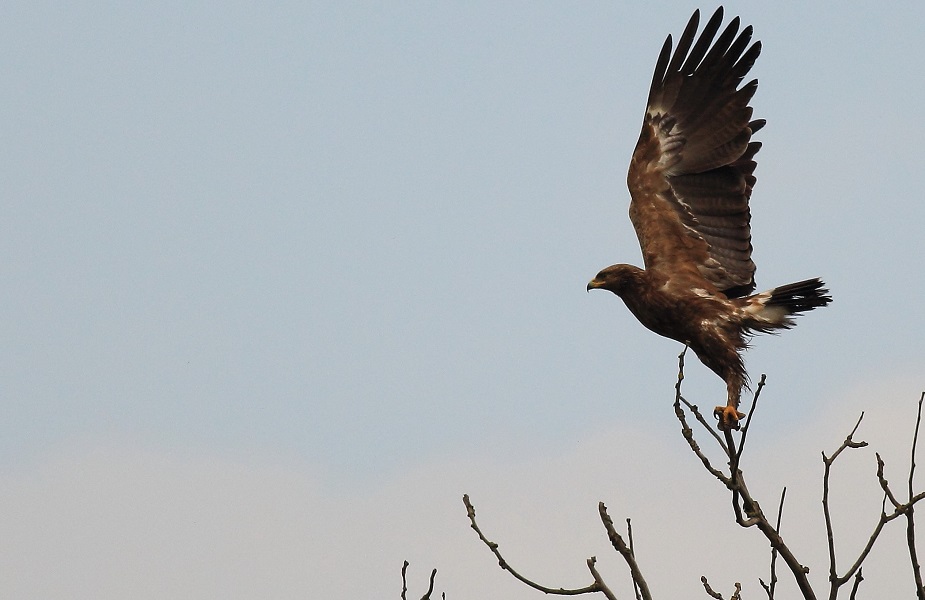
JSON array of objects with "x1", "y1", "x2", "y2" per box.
[
  {"x1": 714, "y1": 377, "x2": 746, "y2": 431},
  {"x1": 691, "y1": 344, "x2": 747, "y2": 430}
]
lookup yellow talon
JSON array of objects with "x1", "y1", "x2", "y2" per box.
[{"x1": 714, "y1": 404, "x2": 746, "y2": 431}]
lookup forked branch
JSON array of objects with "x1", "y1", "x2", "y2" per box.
[
  {"x1": 464, "y1": 346, "x2": 925, "y2": 600},
  {"x1": 675, "y1": 348, "x2": 814, "y2": 598},
  {"x1": 599, "y1": 503, "x2": 653, "y2": 600},
  {"x1": 674, "y1": 345, "x2": 925, "y2": 600},
  {"x1": 701, "y1": 576, "x2": 742, "y2": 600},
  {"x1": 823, "y1": 395, "x2": 925, "y2": 600},
  {"x1": 401, "y1": 561, "x2": 441, "y2": 600},
  {"x1": 463, "y1": 494, "x2": 618, "y2": 599}
]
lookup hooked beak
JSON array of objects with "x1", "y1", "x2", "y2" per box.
[{"x1": 587, "y1": 279, "x2": 602, "y2": 292}]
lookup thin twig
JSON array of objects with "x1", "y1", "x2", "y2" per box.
[
  {"x1": 834, "y1": 499, "x2": 908, "y2": 593},
  {"x1": 877, "y1": 452, "x2": 903, "y2": 509},
  {"x1": 701, "y1": 575, "x2": 724, "y2": 599},
  {"x1": 675, "y1": 402, "x2": 730, "y2": 484},
  {"x1": 676, "y1": 347, "x2": 728, "y2": 454},
  {"x1": 682, "y1": 396, "x2": 730, "y2": 455},
  {"x1": 700, "y1": 577, "x2": 743, "y2": 600},
  {"x1": 423, "y1": 568, "x2": 437, "y2": 600},
  {"x1": 463, "y1": 494, "x2": 603, "y2": 596},
  {"x1": 760, "y1": 487, "x2": 786, "y2": 600},
  {"x1": 587, "y1": 557, "x2": 619, "y2": 600},
  {"x1": 401, "y1": 561, "x2": 438, "y2": 600},
  {"x1": 674, "y1": 352, "x2": 731, "y2": 484},
  {"x1": 771, "y1": 487, "x2": 786, "y2": 595},
  {"x1": 908, "y1": 392, "x2": 925, "y2": 600},
  {"x1": 599, "y1": 503, "x2": 653, "y2": 600},
  {"x1": 817, "y1": 412, "x2": 925, "y2": 596},
  {"x1": 848, "y1": 568, "x2": 863, "y2": 600},
  {"x1": 819, "y1": 414, "x2": 921, "y2": 597},
  {"x1": 910, "y1": 393, "x2": 924, "y2": 498},
  {"x1": 822, "y1": 414, "x2": 867, "y2": 597},
  {"x1": 627, "y1": 518, "x2": 642, "y2": 600},
  {"x1": 735, "y1": 374, "x2": 767, "y2": 469},
  {"x1": 725, "y1": 429, "x2": 748, "y2": 526},
  {"x1": 402, "y1": 561, "x2": 409, "y2": 600}
]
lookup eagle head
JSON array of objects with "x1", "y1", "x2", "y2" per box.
[{"x1": 587, "y1": 264, "x2": 645, "y2": 296}]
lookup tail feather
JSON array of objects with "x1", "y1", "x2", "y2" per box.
[
  {"x1": 767, "y1": 278, "x2": 832, "y2": 314},
  {"x1": 740, "y1": 277, "x2": 831, "y2": 332}
]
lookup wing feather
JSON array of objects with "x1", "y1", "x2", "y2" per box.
[
  {"x1": 652, "y1": 10, "x2": 701, "y2": 117},
  {"x1": 678, "y1": 9, "x2": 724, "y2": 75},
  {"x1": 627, "y1": 7, "x2": 763, "y2": 297}
]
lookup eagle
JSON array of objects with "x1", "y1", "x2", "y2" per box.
[{"x1": 587, "y1": 7, "x2": 831, "y2": 430}]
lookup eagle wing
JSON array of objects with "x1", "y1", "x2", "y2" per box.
[{"x1": 627, "y1": 8, "x2": 763, "y2": 298}]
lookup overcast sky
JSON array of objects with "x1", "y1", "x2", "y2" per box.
[{"x1": 3, "y1": 1, "x2": 925, "y2": 598}]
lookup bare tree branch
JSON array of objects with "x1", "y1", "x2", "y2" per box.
[
  {"x1": 401, "y1": 560, "x2": 409, "y2": 600},
  {"x1": 463, "y1": 494, "x2": 610, "y2": 596},
  {"x1": 464, "y1": 354, "x2": 925, "y2": 600},
  {"x1": 701, "y1": 576, "x2": 724, "y2": 599},
  {"x1": 819, "y1": 405, "x2": 925, "y2": 598},
  {"x1": 674, "y1": 350, "x2": 730, "y2": 485},
  {"x1": 676, "y1": 347, "x2": 729, "y2": 455},
  {"x1": 734, "y1": 374, "x2": 767, "y2": 468},
  {"x1": 700, "y1": 576, "x2": 742, "y2": 600},
  {"x1": 587, "y1": 557, "x2": 619, "y2": 600},
  {"x1": 822, "y1": 414, "x2": 868, "y2": 597},
  {"x1": 760, "y1": 487, "x2": 786, "y2": 599},
  {"x1": 599, "y1": 503, "x2": 653, "y2": 600},
  {"x1": 907, "y1": 392, "x2": 925, "y2": 600},
  {"x1": 627, "y1": 519, "x2": 643, "y2": 600},
  {"x1": 877, "y1": 452, "x2": 903, "y2": 509},
  {"x1": 725, "y1": 375, "x2": 767, "y2": 538},
  {"x1": 401, "y1": 561, "x2": 439, "y2": 600},
  {"x1": 675, "y1": 357, "x2": 816, "y2": 599},
  {"x1": 848, "y1": 568, "x2": 863, "y2": 600},
  {"x1": 833, "y1": 493, "x2": 912, "y2": 596},
  {"x1": 423, "y1": 568, "x2": 437, "y2": 600}
]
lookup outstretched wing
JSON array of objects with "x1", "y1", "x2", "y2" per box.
[{"x1": 627, "y1": 7, "x2": 763, "y2": 298}]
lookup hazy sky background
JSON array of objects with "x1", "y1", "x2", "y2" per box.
[{"x1": 3, "y1": 1, "x2": 925, "y2": 598}]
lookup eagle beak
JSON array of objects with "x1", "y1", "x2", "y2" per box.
[{"x1": 587, "y1": 279, "x2": 601, "y2": 292}]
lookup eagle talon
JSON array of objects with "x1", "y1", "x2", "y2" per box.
[{"x1": 714, "y1": 405, "x2": 746, "y2": 431}]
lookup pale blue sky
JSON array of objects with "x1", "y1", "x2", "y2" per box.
[{"x1": 2, "y1": 2, "x2": 925, "y2": 597}]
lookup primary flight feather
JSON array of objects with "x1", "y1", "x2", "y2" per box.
[{"x1": 587, "y1": 7, "x2": 831, "y2": 429}]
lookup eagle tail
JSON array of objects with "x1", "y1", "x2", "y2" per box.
[{"x1": 739, "y1": 277, "x2": 832, "y2": 332}]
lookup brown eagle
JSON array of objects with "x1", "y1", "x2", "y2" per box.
[{"x1": 587, "y1": 8, "x2": 831, "y2": 430}]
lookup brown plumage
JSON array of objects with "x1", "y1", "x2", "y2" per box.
[{"x1": 587, "y1": 8, "x2": 831, "y2": 430}]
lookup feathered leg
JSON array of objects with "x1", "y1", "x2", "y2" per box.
[
  {"x1": 714, "y1": 377, "x2": 747, "y2": 431},
  {"x1": 691, "y1": 338, "x2": 747, "y2": 431}
]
